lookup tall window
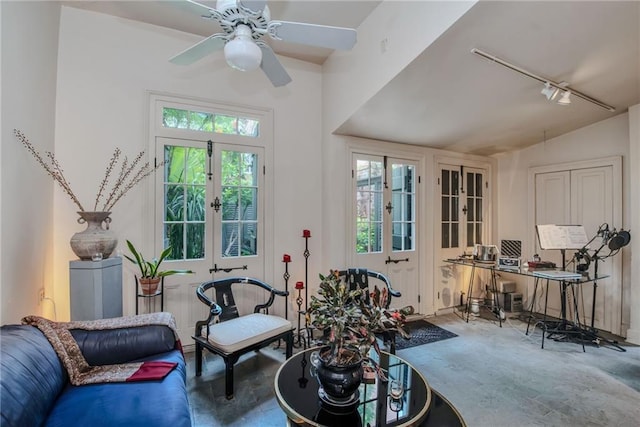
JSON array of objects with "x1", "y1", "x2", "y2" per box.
[
  {"x1": 466, "y1": 171, "x2": 484, "y2": 246},
  {"x1": 391, "y1": 164, "x2": 415, "y2": 252},
  {"x1": 158, "y1": 106, "x2": 264, "y2": 262},
  {"x1": 440, "y1": 165, "x2": 485, "y2": 249},
  {"x1": 356, "y1": 159, "x2": 384, "y2": 253},
  {"x1": 163, "y1": 145, "x2": 206, "y2": 260},
  {"x1": 441, "y1": 169, "x2": 460, "y2": 249},
  {"x1": 220, "y1": 150, "x2": 258, "y2": 257}
]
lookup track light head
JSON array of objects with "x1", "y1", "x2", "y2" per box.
[
  {"x1": 541, "y1": 82, "x2": 559, "y2": 101},
  {"x1": 557, "y1": 90, "x2": 572, "y2": 105}
]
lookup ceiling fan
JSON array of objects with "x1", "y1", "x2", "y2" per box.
[{"x1": 170, "y1": 0, "x2": 358, "y2": 87}]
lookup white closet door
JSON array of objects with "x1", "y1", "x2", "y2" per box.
[
  {"x1": 534, "y1": 171, "x2": 571, "y2": 318},
  {"x1": 570, "y1": 166, "x2": 616, "y2": 332},
  {"x1": 535, "y1": 166, "x2": 619, "y2": 333}
]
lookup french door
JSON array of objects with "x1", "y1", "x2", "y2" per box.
[
  {"x1": 351, "y1": 154, "x2": 420, "y2": 311},
  {"x1": 436, "y1": 163, "x2": 489, "y2": 310},
  {"x1": 155, "y1": 137, "x2": 265, "y2": 339}
]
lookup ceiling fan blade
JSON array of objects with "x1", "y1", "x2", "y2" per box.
[
  {"x1": 238, "y1": 0, "x2": 267, "y2": 14},
  {"x1": 267, "y1": 21, "x2": 357, "y2": 50},
  {"x1": 169, "y1": 34, "x2": 227, "y2": 65},
  {"x1": 181, "y1": 0, "x2": 217, "y2": 16},
  {"x1": 257, "y1": 42, "x2": 292, "y2": 87}
]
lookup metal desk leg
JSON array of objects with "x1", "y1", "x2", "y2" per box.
[
  {"x1": 569, "y1": 283, "x2": 586, "y2": 352},
  {"x1": 541, "y1": 279, "x2": 550, "y2": 349},
  {"x1": 489, "y1": 267, "x2": 502, "y2": 327},
  {"x1": 526, "y1": 277, "x2": 540, "y2": 335},
  {"x1": 464, "y1": 265, "x2": 476, "y2": 323}
]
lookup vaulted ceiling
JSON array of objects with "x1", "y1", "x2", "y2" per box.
[{"x1": 64, "y1": 1, "x2": 640, "y2": 156}]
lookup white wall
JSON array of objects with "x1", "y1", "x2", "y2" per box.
[
  {"x1": 321, "y1": 0, "x2": 476, "y2": 265},
  {"x1": 1, "y1": 1, "x2": 60, "y2": 324},
  {"x1": 323, "y1": 0, "x2": 476, "y2": 133},
  {"x1": 495, "y1": 113, "x2": 633, "y2": 334},
  {"x1": 49, "y1": 6, "x2": 323, "y2": 320},
  {"x1": 626, "y1": 104, "x2": 640, "y2": 344}
]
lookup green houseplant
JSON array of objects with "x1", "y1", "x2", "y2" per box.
[
  {"x1": 307, "y1": 270, "x2": 409, "y2": 403},
  {"x1": 124, "y1": 240, "x2": 194, "y2": 294}
]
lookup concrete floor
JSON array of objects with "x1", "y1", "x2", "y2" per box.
[{"x1": 185, "y1": 313, "x2": 640, "y2": 427}]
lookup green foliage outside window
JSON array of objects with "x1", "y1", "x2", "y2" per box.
[
  {"x1": 220, "y1": 150, "x2": 258, "y2": 257},
  {"x1": 162, "y1": 107, "x2": 259, "y2": 137},
  {"x1": 164, "y1": 145, "x2": 206, "y2": 260},
  {"x1": 161, "y1": 107, "x2": 261, "y2": 261}
]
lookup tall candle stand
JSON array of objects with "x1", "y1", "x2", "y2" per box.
[
  {"x1": 282, "y1": 254, "x2": 291, "y2": 320},
  {"x1": 273, "y1": 254, "x2": 292, "y2": 351},
  {"x1": 302, "y1": 230, "x2": 311, "y2": 348},
  {"x1": 294, "y1": 281, "x2": 307, "y2": 348},
  {"x1": 302, "y1": 230, "x2": 311, "y2": 313}
]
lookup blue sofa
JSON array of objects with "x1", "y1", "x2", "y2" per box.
[{"x1": 1, "y1": 318, "x2": 191, "y2": 427}]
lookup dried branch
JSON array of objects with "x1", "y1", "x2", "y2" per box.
[
  {"x1": 101, "y1": 151, "x2": 144, "y2": 210},
  {"x1": 104, "y1": 159, "x2": 165, "y2": 211},
  {"x1": 14, "y1": 129, "x2": 84, "y2": 211},
  {"x1": 94, "y1": 148, "x2": 121, "y2": 211},
  {"x1": 15, "y1": 129, "x2": 162, "y2": 213}
]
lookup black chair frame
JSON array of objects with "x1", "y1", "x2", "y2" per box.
[
  {"x1": 336, "y1": 269, "x2": 402, "y2": 353},
  {"x1": 193, "y1": 277, "x2": 293, "y2": 399},
  {"x1": 336, "y1": 269, "x2": 401, "y2": 309}
]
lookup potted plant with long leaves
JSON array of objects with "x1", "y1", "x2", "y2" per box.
[
  {"x1": 124, "y1": 240, "x2": 194, "y2": 295},
  {"x1": 306, "y1": 270, "x2": 409, "y2": 404}
]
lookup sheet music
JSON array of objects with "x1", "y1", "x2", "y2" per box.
[
  {"x1": 536, "y1": 224, "x2": 589, "y2": 250},
  {"x1": 532, "y1": 270, "x2": 582, "y2": 280}
]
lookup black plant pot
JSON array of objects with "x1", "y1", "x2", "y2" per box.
[{"x1": 311, "y1": 346, "x2": 364, "y2": 406}]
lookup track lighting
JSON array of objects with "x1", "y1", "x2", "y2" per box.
[
  {"x1": 557, "y1": 90, "x2": 571, "y2": 106},
  {"x1": 471, "y1": 48, "x2": 615, "y2": 112},
  {"x1": 541, "y1": 82, "x2": 559, "y2": 101}
]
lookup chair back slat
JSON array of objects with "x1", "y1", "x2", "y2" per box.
[
  {"x1": 215, "y1": 282, "x2": 240, "y2": 322},
  {"x1": 337, "y1": 269, "x2": 400, "y2": 309},
  {"x1": 346, "y1": 268, "x2": 370, "y2": 305}
]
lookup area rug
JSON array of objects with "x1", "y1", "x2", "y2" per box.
[{"x1": 395, "y1": 319, "x2": 458, "y2": 350}]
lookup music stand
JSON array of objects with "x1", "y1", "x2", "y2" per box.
[{"x1": 535, "y1": 225, "x2": 590, "y2": 350}]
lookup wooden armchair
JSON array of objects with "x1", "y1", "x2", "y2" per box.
[{"x1": 194, "y1": 277, "x2": 293, "y2": 399}]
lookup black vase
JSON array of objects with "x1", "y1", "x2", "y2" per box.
[{"x1": 311, "y1": 346, "x2": 364, "y2": 405}]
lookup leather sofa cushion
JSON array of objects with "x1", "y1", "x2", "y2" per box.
[
  {"x1": 44, "y1": 349, "x2": 190, "y2": 427},
  {"x1": 0, "y1": 325, "x2": 67, "y2": 427},
  {"x1": 70, "y1": 325, "x2": 176, "y2": 365}
]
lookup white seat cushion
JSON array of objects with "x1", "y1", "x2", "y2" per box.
[{"x1": 205, "y1": 313, "x2": 293, "y2": 354}]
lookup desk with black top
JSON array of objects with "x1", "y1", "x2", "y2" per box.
[{"x1": 274, "y1": 347, "x2": 466, "y2": 427}]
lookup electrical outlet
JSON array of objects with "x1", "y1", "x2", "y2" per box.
[{"x1": 38, "y1": 288, "x2": 45, "y2": 304}]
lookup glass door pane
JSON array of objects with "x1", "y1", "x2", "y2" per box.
[
  {"x1": 220, "y1": 150, "x2": 259, "y2": 257},
  {"x1": 356, "y1": 159, "x2": 384, "y2": 253},
  {"x1": 391, "y1": 163, "x2": 415, "y2": 252}
]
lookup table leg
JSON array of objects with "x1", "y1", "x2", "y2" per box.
[{"x1": 526, "y1": 277, "x2": 540, "y2": 335}]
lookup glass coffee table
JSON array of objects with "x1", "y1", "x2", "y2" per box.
[{"x1": 275, "y1": 347, "x2": 466, "y2": 427}]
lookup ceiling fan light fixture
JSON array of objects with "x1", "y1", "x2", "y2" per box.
[
  {"x1": 557, "y1": 90, "x2": 572, "y2": 105},
  {"x1": 224, "y1": 24, "x2": 262, "y2": 71}
]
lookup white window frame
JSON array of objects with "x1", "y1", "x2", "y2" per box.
[{"x1": 146, "y1": 92, "x2": 274, "y2": 281}]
